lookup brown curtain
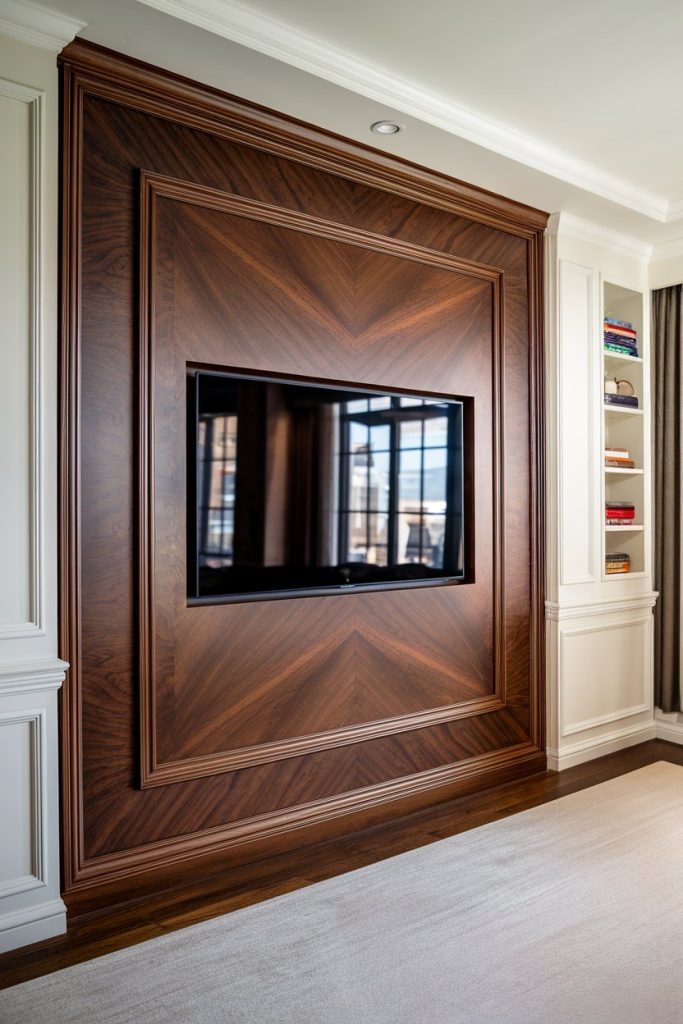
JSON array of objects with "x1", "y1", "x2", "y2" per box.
[{"x1": 653, "y1": 284, "x2": 683, "y2": 712}]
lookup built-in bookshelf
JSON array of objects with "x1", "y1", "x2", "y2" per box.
[{"x1": 602, "y1": 282, "x2": 647, "y2": 578}]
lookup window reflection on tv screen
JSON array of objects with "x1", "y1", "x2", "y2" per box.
[{"x1": 188, "y1": 371, "x2": 468, "y2": 602}]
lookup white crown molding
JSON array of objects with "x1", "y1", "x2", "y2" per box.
[
  {"x1": 650, "y1": 235, "x2": 683, "y2": 264},
  {"x1": 0, "y1": 658, "x2": 68, "y2": 694},
  {"x1": 665, "y1": 197, "x2": 683, "y2": 222},
  {"x1": 545, "y1": 592, "x2": 658, "y2": 621},
  {"x1": 134, "y1": 0, "x2": 671, "y2": 223},
  {"x1": 546, "y1": 212, "x2": 653, "y2": 261},
  {"x1": 0, "y1": 0, "x2": 84, "y2": 52}
]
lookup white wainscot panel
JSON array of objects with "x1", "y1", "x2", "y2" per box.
[
  {"x1": 560, "y1": 616, "x2": 651, "y2": 736},
  {"x1": 0, "y1": 709, "x2": 45, "y2": 898},
  {"x1": 0, "y1": 80, "x2": 44, "y2": 639},
  {"x1": 558, "y1": 260, "x2": 595, "y2": 586}
]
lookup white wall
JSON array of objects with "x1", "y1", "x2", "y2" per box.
[
  {"x1": 649, "y1": 253, "x2": 683, "y2": 292},
  {"x1": 0, "y1": 28, "x2": 72, "y2": 953}
]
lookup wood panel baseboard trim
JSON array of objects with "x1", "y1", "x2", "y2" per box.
[{"x1": 65, "y1": 740, "x2": 545, "y2": 904}]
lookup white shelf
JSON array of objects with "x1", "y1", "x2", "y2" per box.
[
  {"x1": 604, "y1": 570, "x2": 648, "y2": 581},
  {"x1": 604, "y1": 351, "x2": 642, "y2": 365},
  {"x1": 605, "y1": 525, "x2": 644, "y2": 532},
  {"x1": 604, "y1": 467, "x2": 643, "y2": 475},
  {"x1": 603, "y1": 405, "x2": 643, "y2": 416}
]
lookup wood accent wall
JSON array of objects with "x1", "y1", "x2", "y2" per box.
[{"x1": 59, "y1": 40, "x2": 547, "y2": 911}]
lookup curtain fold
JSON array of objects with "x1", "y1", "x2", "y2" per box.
[{"x1": 653, "y1": 284, "x2": 683, "y2": 712}]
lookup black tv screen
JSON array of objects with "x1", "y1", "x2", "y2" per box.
[{"x1": 187, "y1": 370, "x2": 468, "y2": 602}]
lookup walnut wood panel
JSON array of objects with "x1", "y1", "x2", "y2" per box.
[
  {"x1": 59, "y1": 40, "x2": 546, "y2": 905},
  {"x1": 140, "y1": 171, "x2": 506, "y2": 787}
]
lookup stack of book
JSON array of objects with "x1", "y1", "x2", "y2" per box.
[
  {"x1": 604, "y1": 391, "x2": 639, "y2": 409},
  {"x1": 605, "y1": 501, "x2": 636, "y2": 526},
  {"x1": 606, "y1": 551, "x2": 631, "y2": 574},
  {"x1": 604, "y1": 316, "x2": 639, "y2": 358},
  {"x1": 605, "y1": 446, "x2": 636, "y2": 469}
]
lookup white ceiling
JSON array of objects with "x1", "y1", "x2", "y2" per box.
[
  {"x1": 142, "y1": 0, "x2": 682, "y2": 199},
  {"x1": 6, "y1": 0, "x2": 683, "y2": 246}
]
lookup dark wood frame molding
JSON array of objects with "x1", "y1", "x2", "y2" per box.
[{"x1": 59, "y1": 39, "x2": 546, "y2": 900}]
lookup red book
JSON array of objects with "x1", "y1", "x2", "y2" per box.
[{"x1": 604, "y1": 323, "x2": 637, "y2": 338}]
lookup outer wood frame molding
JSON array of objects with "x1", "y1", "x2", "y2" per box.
[
  {"x1": 59, "y1": 39, "x2": 547, "y2": 898},
  {"x1": 58, "y1": 41, "x2": 548, "y2": 239},
  {"x1": 138, "y1": 169, "x2": 507, "y2": 788}
]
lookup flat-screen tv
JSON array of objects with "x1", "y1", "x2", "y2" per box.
[{"x1": 187, "y1": 370, "x2": 469, "y2": 602}]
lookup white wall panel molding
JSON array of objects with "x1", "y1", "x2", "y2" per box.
[
  {"x1": 0, "y1": 36, "x2": 65, "y2": 951},
  {"x1": 0, "y1": 663, "x2": 65, "y2": 950},
  {"x1": 559, "y1": 617, "x2": 652, "y2": 737},
  {"x1": 0, "y1": 76, "x2": 44, "y2": 641},
  {"x1": 0, "y1": 0, "x2": 83, "y2": 52},
  {"x1": 556, "y1": 260, "x2": 596, "y2": 586},
  {"x1": 0, "y1": 708, "x2": 47, "y2": 899},
  {"x1": 547, "y1": 721, "x2": 657, "y2": 772}
]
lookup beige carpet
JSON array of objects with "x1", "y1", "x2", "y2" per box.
[{"x1": 2, "y1": 762, "x2": 683, "y2": 1023}]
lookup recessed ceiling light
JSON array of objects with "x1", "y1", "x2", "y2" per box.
[{"x1": 370, "y1": 120, "x2": 403, "y2": 135}]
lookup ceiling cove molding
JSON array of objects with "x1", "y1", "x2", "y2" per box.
[
  {"x1": 546, "y1": 212, "x2": 653, "y2": 262},
  {"x1": 0, "y1": 0, "x2": 84, "y2": 51},
  {"x1": 650, "y1": 235, "x2": 683, "y2": 264},
  {"x1": 134, "y1": 0, "x2": 670, "y2": 223},
  {"x1": 665, "y1": 197, "x2": 683, "y2": 223}
]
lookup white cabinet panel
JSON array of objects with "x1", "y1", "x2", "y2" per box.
[
  {"x1": 558, "y1": 260, "x2": 596, "y2": 585},
  {"x1": 0, "y1": 88, "x2": 33, "y2": 632},
  {"x1": 560, "y1": 616, "x2": 651, "y2": 735},
  {"x1": 0, "y1": 712, "x2": 43, "y2": 896}
]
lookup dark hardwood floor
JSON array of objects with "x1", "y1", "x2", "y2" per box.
[{"x1": 1, "y1": 738, "x2": 681, "y2": 991}]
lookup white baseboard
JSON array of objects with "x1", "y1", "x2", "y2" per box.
[
  {"x1": 654, "y1": 711, "x2": 683, "y2": 746},
  {"x1": 0, "y1": 898, "x2": 66, "y2": 954},
  {"x1": 547, "y1": 721, "x2": 657, "y2": 771}
]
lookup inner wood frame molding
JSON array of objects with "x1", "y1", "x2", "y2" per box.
[{"x1": 139, "y1": 170, "x2": 508, "y2": 788}]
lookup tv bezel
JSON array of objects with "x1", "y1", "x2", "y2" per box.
[{"x1": 187, "y1": 367, "x2": 473, "y2": 605}]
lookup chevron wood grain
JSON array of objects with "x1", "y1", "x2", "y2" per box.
[{"x1": 59, "y1": 40, "x2": 547, "y2": 910}]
